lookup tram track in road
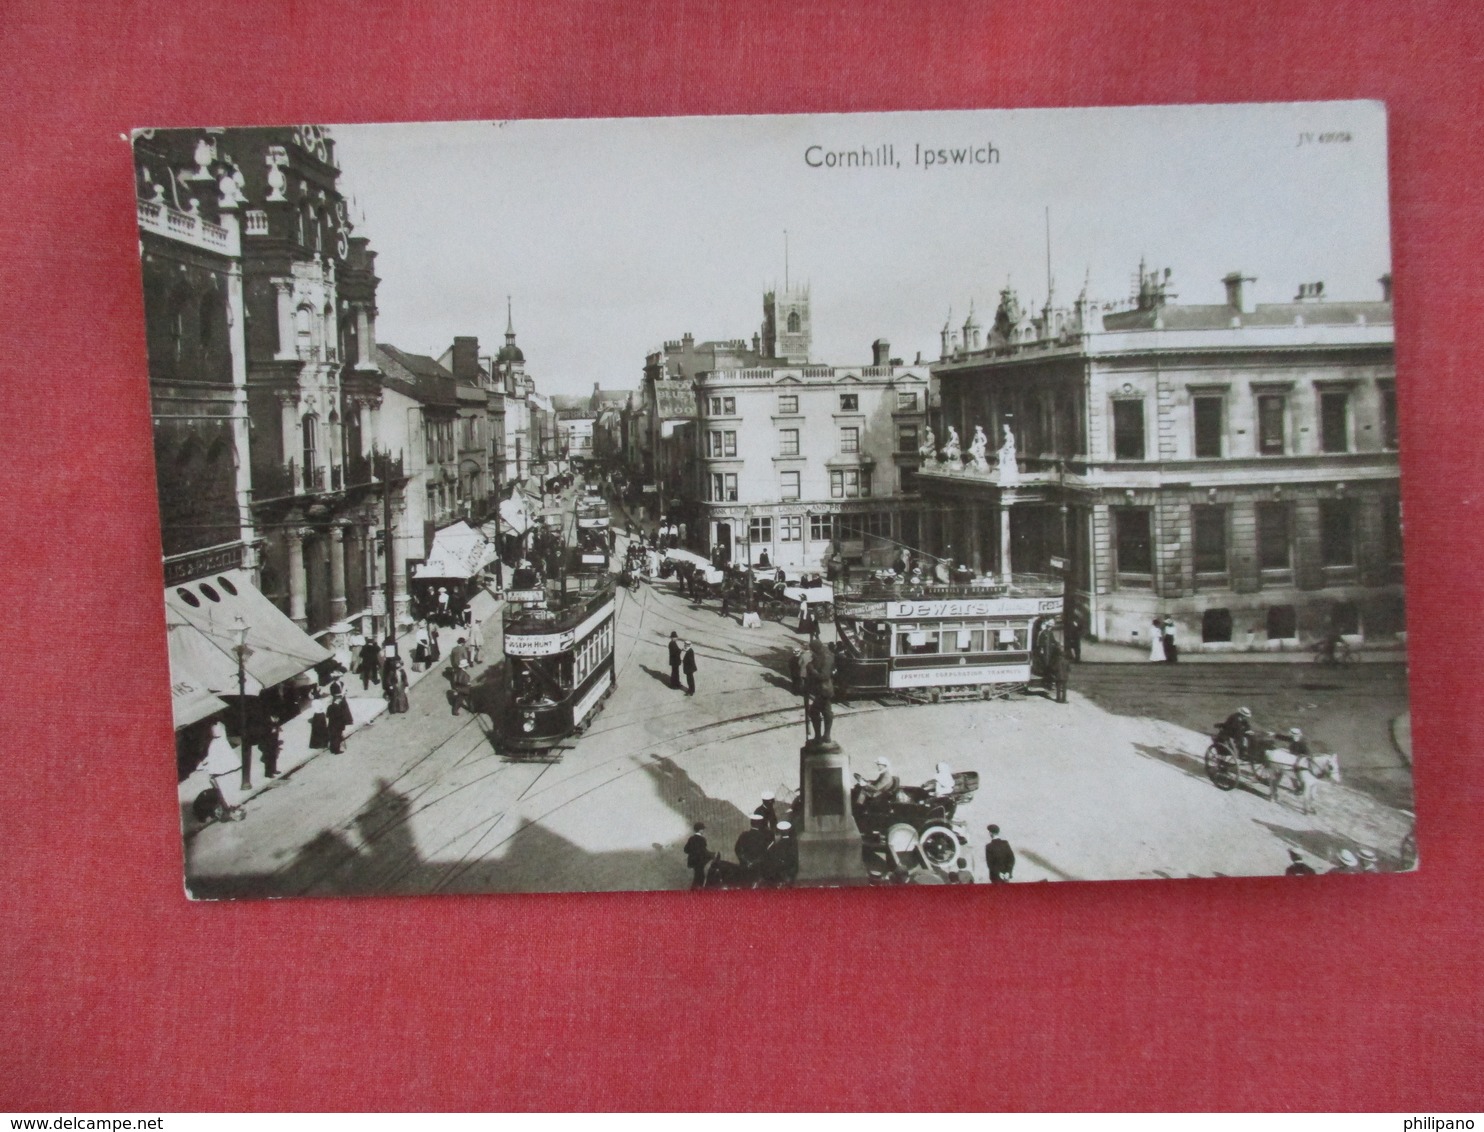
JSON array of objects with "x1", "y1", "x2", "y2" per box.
[{"x1": 402, "y1": 699, "x2": 899, "y2": 890}]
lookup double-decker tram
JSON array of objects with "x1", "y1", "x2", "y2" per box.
[
  {"x1": 500, "y1": 568, "x2": 617, "y2": 754},
  {"x1": 833, "y1": 574, "x2": 1064, "y2": 702},
  {"x1": 575, "y1": 495, "x2": 611, "y2": 569}
]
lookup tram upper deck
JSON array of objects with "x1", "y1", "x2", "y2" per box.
[{"x1": 503, "y1": 573, "x2": 614, "y2": 637}]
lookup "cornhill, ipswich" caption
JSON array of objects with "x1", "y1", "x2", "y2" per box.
[{"x1": 803, "y1": 142, "x2": 1000, "y2": 170}]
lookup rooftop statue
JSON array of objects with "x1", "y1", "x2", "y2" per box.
[
  {"x1": 919, "y1": 426, "x2": 938, "y2": 465},
  {"x1": 969, "y1": 425, "x2": 989, "y2": 471},
  {"x1": 941, "y1": 425, "x2": 961, "y2": 464},
  {"x1": 998, "y1": 423, "x2": 1019, "y2": 485}
]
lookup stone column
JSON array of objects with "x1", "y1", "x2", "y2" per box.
[
  {"x1": 286, "y1": 527, "x2": 308, "y2": 627},
  {"x1": 272, "y1": 279, "x2": 296, "y2": 361},
  {"x1": 1000, "y1": 506, "x2": 1014, "y2": 581},
  {"x1": 329, "y1": 525, "x2": 348, "y2": 623}
]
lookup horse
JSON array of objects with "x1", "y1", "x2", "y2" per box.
[{"x1": 1265, "y1": 748, "x2": 1342, "y2": 814}]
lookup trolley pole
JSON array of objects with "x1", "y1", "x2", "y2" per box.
[
  {"x1": 383, "y1": 471, "x2": 396, "y2": 647},
  {"x1": 1057, "y1": 459, "x2": 1072, "y2": 636},
  {"x1": 744, "y1": 503, "x2": 753, "y2": 611}
]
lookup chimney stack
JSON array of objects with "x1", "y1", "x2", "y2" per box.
[
  {"x1": 1294, "y1": 281, "x2": 1326, "y2": 303},
  {"x1": 450, "y1": 336, "x2": 480, "y2": 382},
  {"x1": 872, "y1": 338, "x2": 890, "y2": 366},
  {"x1": 1379, "y1": 273, "x2": 1393, "y2": 302},
  {"x1": 1223, "y1": 272, "x2": 1257, "y2": 314}
]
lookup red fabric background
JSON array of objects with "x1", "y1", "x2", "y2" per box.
[{"x1": 1, "y1": 0, "x2": 1480, "y2": 1112}]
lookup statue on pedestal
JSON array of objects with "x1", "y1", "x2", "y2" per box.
[
  {"x1": 969, "y1": 425, "x2": 990, "y2": 471},
  {"x1": 918, "y1": 427, "x2": 937, "y2": 465},
  {"x1": 941, "y1": 426, "x2": 961, "y2": 465},
  {"x1": 998, "y1": 423, "x2": 1020, "y2": 485}
]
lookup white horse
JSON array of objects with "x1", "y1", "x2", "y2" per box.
[{"x1": 1266, "y1": 748, "x2": 1342, "y2": 814}]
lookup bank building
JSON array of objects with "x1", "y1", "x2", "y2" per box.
[{"x1": 918, "y1": 263, "x2": 1401, "y2": 653}]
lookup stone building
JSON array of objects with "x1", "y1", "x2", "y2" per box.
[
  {"x1": 919, "y1": 262, "x2": 1401, "y2": 651},
  {"x1": 374, "y1": 344, "x2": 490, "y2": 590},
  {"x1": 148, "y1": 125, "x2": 407, "y2": 641},
  {"x1": 134, "y1": 131, "x2": 256, "y2": 583},
  {"x1": 491, "y1": 299, "x2": 537, "y2": 484},
  {"x1": 696, "y1": 336, "x2": 930, "y2": 571}
]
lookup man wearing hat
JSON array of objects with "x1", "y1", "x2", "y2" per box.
[
  {"x1": 760, "y1": 820, "x2": 799, "y2": 887},
  {"x1": 985, "y1": 824, "x2": 1016, "y2": 884},
  {"x1": 855, "y1": 757, "x2": 899, "y2": 806},
  {"x1": 683, "y1": 821, "x2": 712, "y2": 889},
  {"x1": 1358, "y1": 848, "x2": 1381, "y2": 873},
  {"x1": 1284, "y1": 849, "x2": 1316, "y2": 876},
  {"x1": 1329, "y1": 849, "x2": 1361, "y2": 873},
  {"x1": 734, "y1": 814, "x2": 773, "y2": 874},
  {"x1": 754, "y1": 791, "x2": 779, "y2": 833},
  {"x1": 667, "y1": 631, "x2": 681, "y2": 689},
  {"x1": 1217, "y1": 705, "x2": 1256, "y2": 761}
]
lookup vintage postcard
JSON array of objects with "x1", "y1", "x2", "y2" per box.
[{"x1": 136, "y1": 102, "x2": 1413, "y2": 898}]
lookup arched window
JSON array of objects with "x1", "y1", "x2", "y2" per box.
[
  {"x1": 787, "y1": 310, "x2": 801, "y2": 334},
  {"x1": 302, "y1": 413, "x2": 319, "y2": 489},
  {"x1": 294, "y1": 305, "x2": 316, "y2": 360},
  {"x1": 311, "y1": 207, "x2": 322, "y2": 253}
]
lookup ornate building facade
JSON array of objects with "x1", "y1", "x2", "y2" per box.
[
  {"x1": 920, "y1": 263, "x2": 1401, "y2": 651},
  {"x1": 140, "y1": 126, "x2": 407, "y2": 642}
]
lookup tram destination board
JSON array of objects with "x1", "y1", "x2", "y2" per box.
[{"x1": 135, "y1": 102, "x2": 1414, "y2": 900}]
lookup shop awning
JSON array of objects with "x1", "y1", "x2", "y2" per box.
[
  {"x1": 414, "y1": 521, "x2": 497, "y2": 580},
  {"x1": 165, "y1": 622, "x2": 231, "y2": 729},
  {"x1": 164, "y1": 570, "x2": 332, "y2": 704}
]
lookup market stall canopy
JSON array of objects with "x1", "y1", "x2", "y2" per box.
[
  {"x1": 499, "y1": 495, "x2": 532, "y2": 536},
  {"x1": 164, "y1": 570, "x2": 332, "y2": 705},
  {"x1": 414, "y1": 521, "x2": 497, "y2": 580}
]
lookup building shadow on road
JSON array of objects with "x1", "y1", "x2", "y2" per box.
[
  {"x1": 1130, "y1": 741, "x2": 1210, "y2": 785},
  {"x1": 187, "y1": 770, "x2": 736, "y2": 898},
  {"x1": 1252, "y1": 817, "x2": 1402, "y2": 871}
]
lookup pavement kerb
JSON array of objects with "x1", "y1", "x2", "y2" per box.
[{"x1": 1074, "y1": 639, "x2": 1405, "y2": 665}]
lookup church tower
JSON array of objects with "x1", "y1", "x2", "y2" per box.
[{"x1": 761, "y1": 285, "x2": 811, "y2": 365}]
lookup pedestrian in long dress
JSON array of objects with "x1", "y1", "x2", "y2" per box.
[
  {"x1": 1148, "y1": 618, "x2": 1167, "y2": 663},
  {"x1": 307, "y1": 687, "x2": 331, "y2": 749},
  {"x1": 383, "y1": 656, "x2": 410, "y2": 714},
  {"x1": 681, "y1": 640, "x2": 697, "y2": 696},
  {"x1": 327, "y1": 692, "x2": 353, "y2": 753},
  {"x1": 1162, "y1": 616, "x2": 1179, "y2": 664}
]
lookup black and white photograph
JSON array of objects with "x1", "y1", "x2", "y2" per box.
[{"x1": 137, "y1": 102, "x2": 1414, "y2": 898}]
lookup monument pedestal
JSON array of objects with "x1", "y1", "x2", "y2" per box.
[{"x1": 795, "y1": 738, "x2": 865, "y2": 886}]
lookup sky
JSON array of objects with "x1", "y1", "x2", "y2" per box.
[{"x1": 331, "y1": 102, "x2": 1391, "y2": 397}]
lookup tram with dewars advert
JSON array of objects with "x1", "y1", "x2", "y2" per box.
[
  {"x1": 832, "y1": 573, "x2": 1064, "y2": 702},
  {"x1": 500, "y1": 568, "x2": 616, "y2": 755}
]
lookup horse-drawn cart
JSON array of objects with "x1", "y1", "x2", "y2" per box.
[{"x1": 1204, "y1": 730, "x2": 1340, "y2": 812}]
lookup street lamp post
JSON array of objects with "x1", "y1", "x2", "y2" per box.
[{"x1": 232, "y1": 613, "x2": 251, "y2": 791}]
